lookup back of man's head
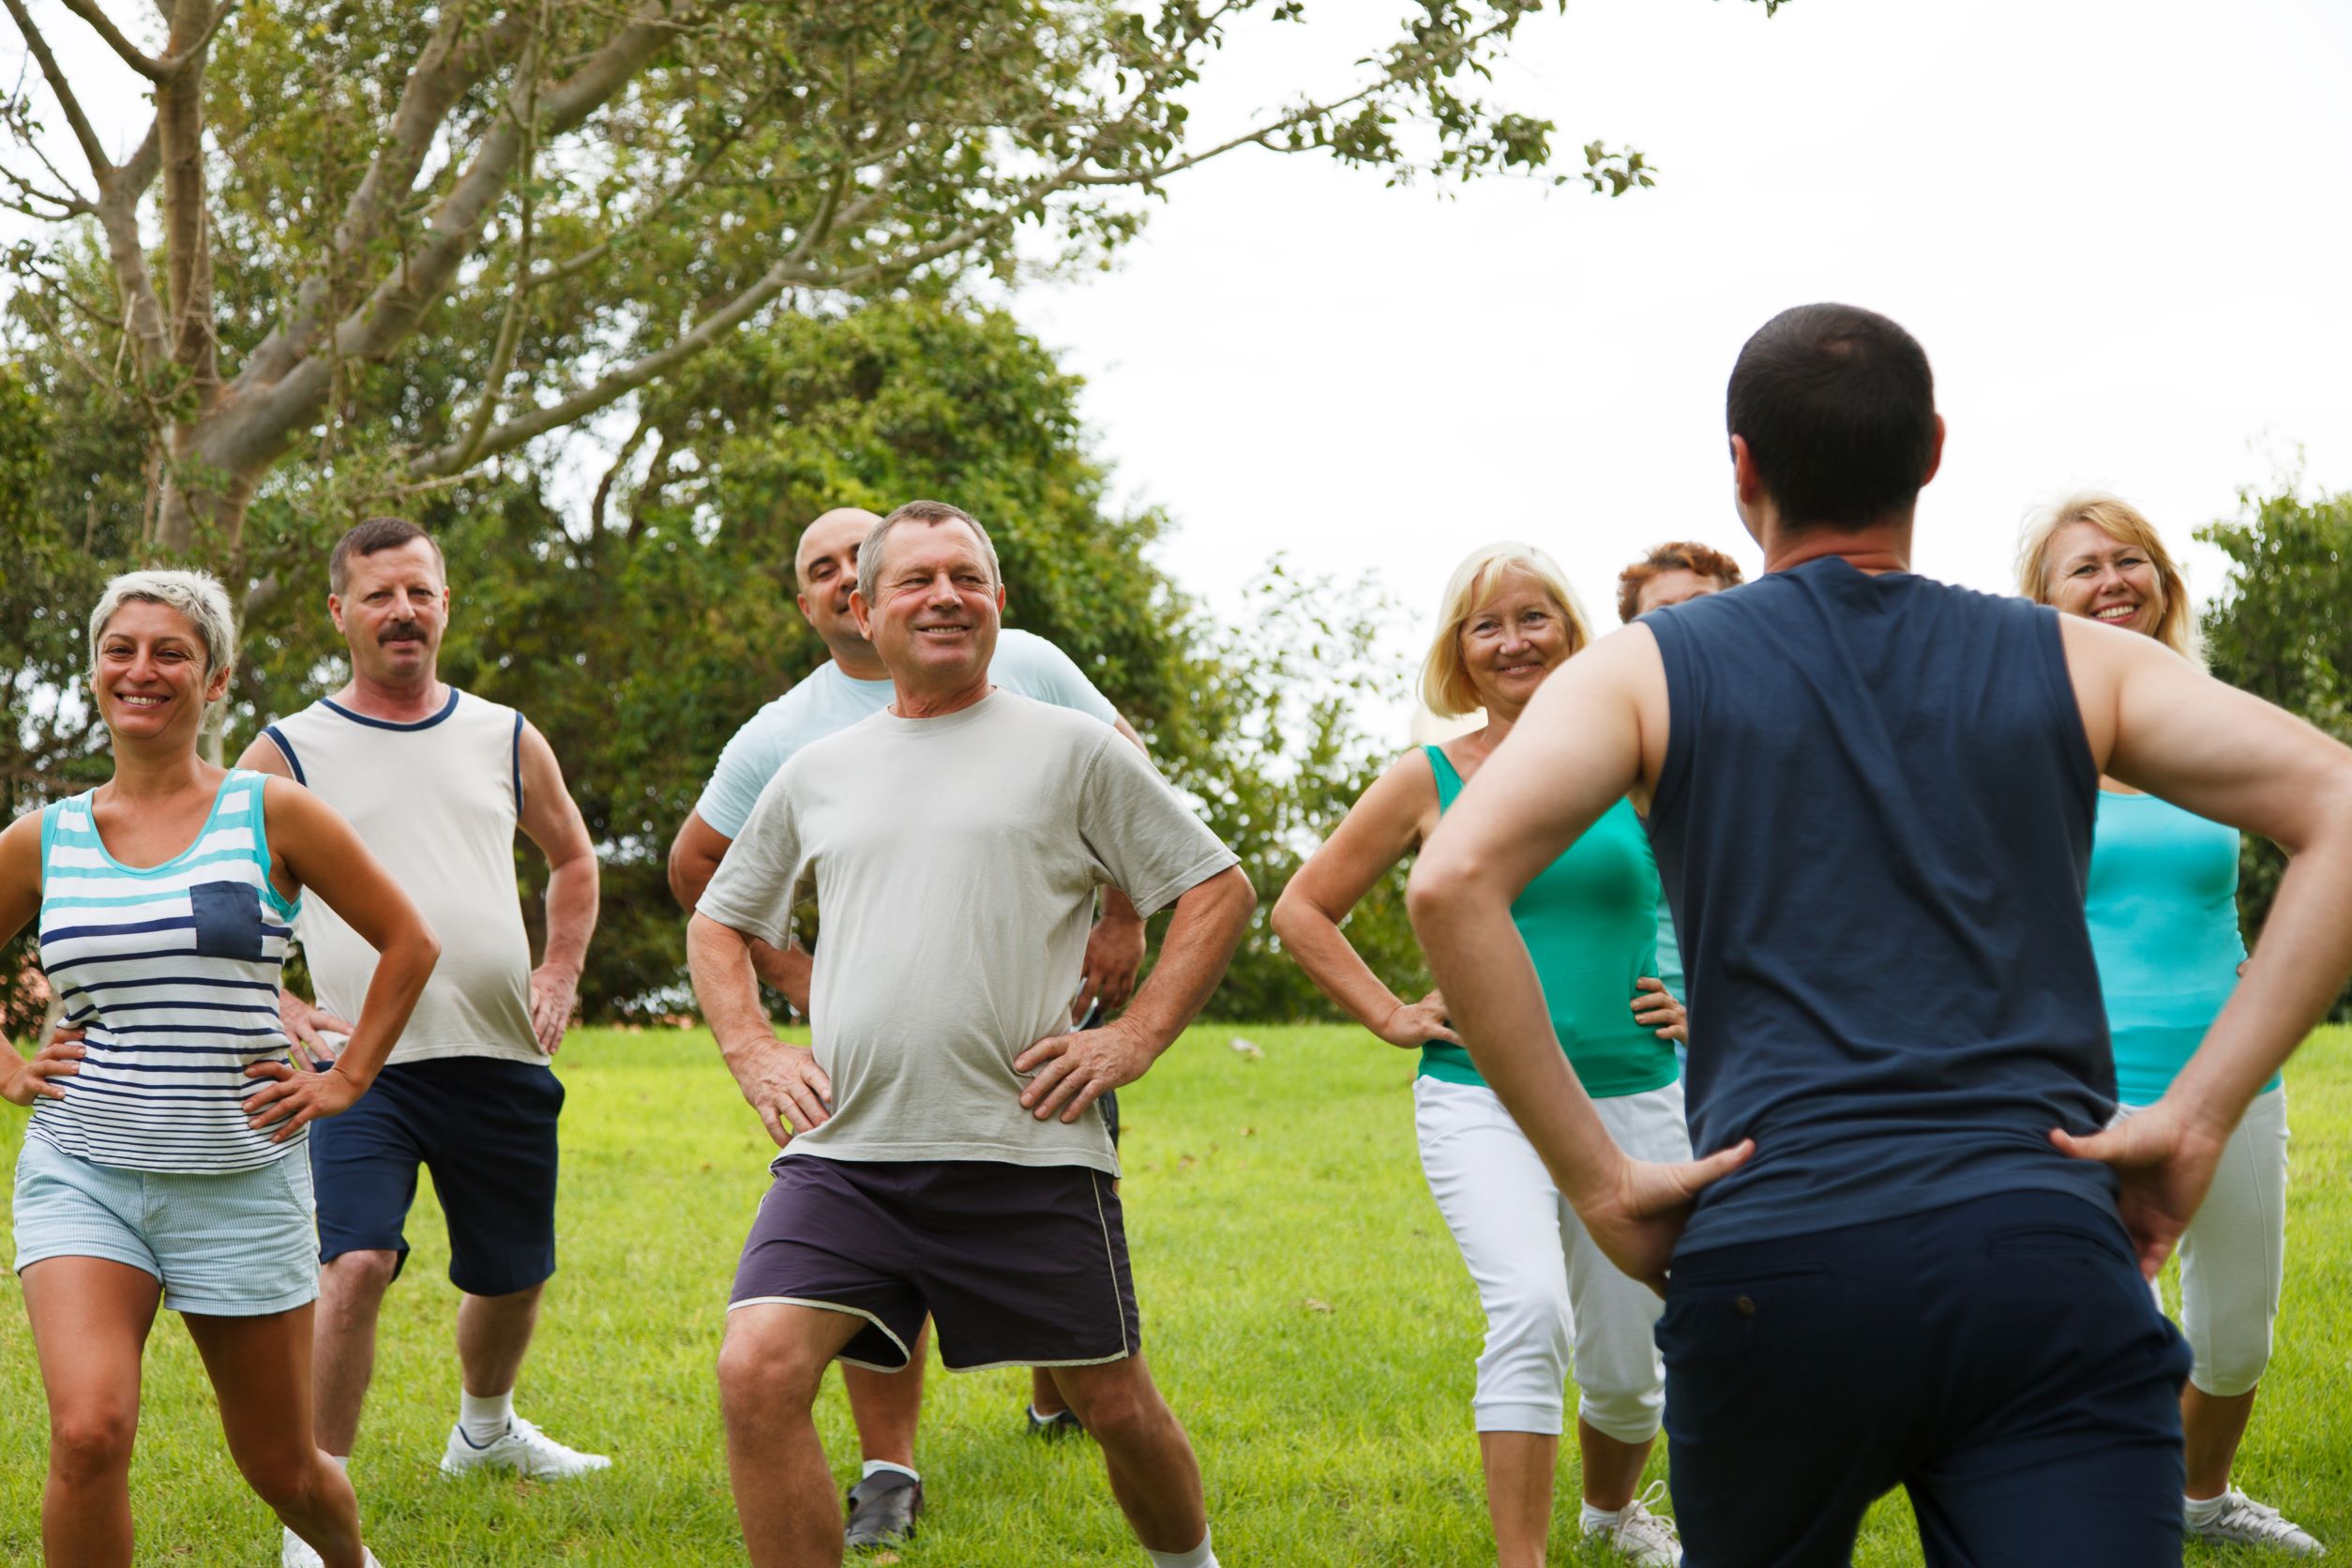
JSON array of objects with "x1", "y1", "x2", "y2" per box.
[
  {"x1": 1726, "y1": 304, "x2": 1937, "y2": 531},
  {"x1": 329, "y1": 515, "x2": 443, "y2": 595}
]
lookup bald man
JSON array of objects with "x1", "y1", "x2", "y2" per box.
[{"x1": 668, "y1": 506, "x2": 1153, "y2": 1549}]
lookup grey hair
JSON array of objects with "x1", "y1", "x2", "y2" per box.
[
  {"x1": 855, "y1": 500, "x2": 1002, "y2": 606},
  {"x1": 89, "y1": 568, "x2": 237, "y2": 685}
]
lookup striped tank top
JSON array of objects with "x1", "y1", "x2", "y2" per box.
[{"x1": 32, "y1": 769, "x2": 304, "y2": 1173}]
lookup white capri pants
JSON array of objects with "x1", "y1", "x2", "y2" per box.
[
  {"x1": 2113, "y1": 1084, "x2": 2290, "y2": 1398},
  {"x1": 1413, "y1": 1074, "x2": 1690, "y2": 1442}
]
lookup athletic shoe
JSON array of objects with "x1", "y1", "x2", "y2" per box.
[
  {"x1": 1026, "y1": 1404, "x2": 1086, "y2": 1440},
  {"x1": 1582, "y1": 1481, "x2": 1683, "y2": 1567},
  {"x1": 843, "y1": 1470, "x2": 924, "y2": 1550},
  {"x1": 2187, "y1": 1489, "x2": 2325, "y2": 1556},
  {"x1": 438, "y1": 1415, "x2": 611, "y2": 1480},
  {"x1": 279, "y1": 1534, "x2": 379, "y2": 1567}
]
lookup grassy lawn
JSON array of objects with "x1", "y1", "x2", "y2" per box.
[{"x1": 3, "y1": 1023, "x2": 2348, "y2": 1565}]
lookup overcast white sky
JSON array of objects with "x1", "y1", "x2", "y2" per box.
[{"x1": 1017, "y1": 0, "x2": 2352, "y2": 645}]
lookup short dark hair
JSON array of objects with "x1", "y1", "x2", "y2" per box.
[
  {"x1": 1615, "y1": 541, "x2": 1745, "y2": 625},
  {"x1": 1726, "y1": 304, "x2": 1937, "y2": 530},
  {"x1": 329, "y1": 516, "x2": 445, "y2": 595}
]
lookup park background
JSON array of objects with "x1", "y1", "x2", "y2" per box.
[{"x1": 2, "y1": 0, "x2": 2349, "y2": 1561}]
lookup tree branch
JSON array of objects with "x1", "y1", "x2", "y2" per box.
[
  {"x1": 1, "y1": 0, "x2": 116, "y2": 177},
  {"x1": 55, "y1": 0, "x2": 165, "y2": 80},
  {"x1": 155, "y1": 0, "x2": 237, "y2": 77}
]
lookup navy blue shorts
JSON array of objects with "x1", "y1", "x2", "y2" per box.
[
  {"x1": 729, "y1": 1156, "x2": 1140, "y2": 1373},
  {"x1": 1660, "y1": 1189, "x2": 2193, "y2": 1568},
  {"x1": 309, "y1": 1056, "x2": 564, "y2": 1299}
]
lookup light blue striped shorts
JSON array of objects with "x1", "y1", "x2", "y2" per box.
[{"x1": 10, "y1": 1133, "x2": 320, "y2": 1316}]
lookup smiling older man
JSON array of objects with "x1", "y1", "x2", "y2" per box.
[{"x1": 688, "y1": 500, "x2": 1253, "y2": 1568}]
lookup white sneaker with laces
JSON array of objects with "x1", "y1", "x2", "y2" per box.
[
  {"x1": 2187, "y1": 1489, "x2": 2325, "y2": 1556},
  {"x1": 438, "y1": 1414, "x2": 611, "y2": 1480},
  {"x1": 1582, "y1": 1481, "x2": 1683, "y2": 1567}
]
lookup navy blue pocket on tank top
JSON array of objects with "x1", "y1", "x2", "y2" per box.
[{"x1": 189, "y1": 879, "x2": 267, "y2": 960}]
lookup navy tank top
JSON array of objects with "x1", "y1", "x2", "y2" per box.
[{"x1": 1643, "y1": 556, "x2": 2117, "y2": 1256}]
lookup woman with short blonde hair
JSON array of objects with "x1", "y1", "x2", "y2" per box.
[
  {"x1": 1275, "y1": 542, "x2": 1690, "y2": 1567},
  {"x1": 2, "y1": 570, "x2": 440, "y2": 1565},
  {"x1": 2019, "y1": 500, "x2": 2318, "y2": 1554}
]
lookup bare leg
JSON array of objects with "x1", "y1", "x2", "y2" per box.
[
  {"x1": 1578, "y1": 1418, "x2": 1653, "y2": 1513},
  {"x1": 2182, "y1": 1384, "x2": 2260, "y2": 1500},
  {"x1": 185, "y1": 1304, "x2": 366, "y2": 1568},
  {"x1": 456, "y1": 1281, "x2": 545, "y2": 1399},
  {"x1": 1477, "y1": 1430, "x2": 1559, "y2": 1568},
  {"x1": 840, "y1": 1318, "x2": 927, "y2": 1468},
  {"x1": 23, "y1": 1257, "x2": 159, "y2": 1568},
  {"x1": 1050, "y1": 1355, "x2": 1208, "y2": 1554},
  {"x1": 312, "y1": 1250, "x2": 399, "y2": 1456},
  {"x1": 1030, "y1": 1365, "x2": 1070, "y2": 1419},
  {"x1": 717, "y1": 1303, "x2": 867, "y2": 1568}
]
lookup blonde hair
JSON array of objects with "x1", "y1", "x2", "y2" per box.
[
  {"x1": 1418, "y1": 542, "x2": 1591, "y2": 718},
  {"x1": 2015, "y1": 493, "x2": 2194, "y2": 657},
  {"x1": 89, "y1": 569, "x2": 236, "y2": 686}
]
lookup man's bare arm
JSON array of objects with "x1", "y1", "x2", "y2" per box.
[
  {"x1": 1407, "y1": 626, "x2": 1749, "y2": 1289},
  {"x1": 2071, "y1": 619, "x2": 2352, "y2": 1125},
  {"x1": 687, "y1": 912, "x2": 832, "y2": 1148},
  {"x1": 671, "y1": 807, "x2": 813, "y2": 1011},
  {"x1": 233, "y1": 732, "x2": 354, "y2": 1055},
  {"x1": 517, "y1": 722, "x2": 601, "y2": 1055}
]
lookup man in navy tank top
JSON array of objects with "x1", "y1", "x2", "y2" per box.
[{"x1": 1408, "y1": 303, "x2": 2352, "y2": 1566}]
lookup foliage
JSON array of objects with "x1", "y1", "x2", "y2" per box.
[
  {"x1": 2198, "y1": 484, "x2": 2352, "y2": 1020},
  {"x1": 0, "y1": 0, "x2": 1728, "y2": 580}
]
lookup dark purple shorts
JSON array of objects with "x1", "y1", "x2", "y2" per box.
[{"x1": 728, "y1": 1155, "x2": 1141, "y2": 1372}]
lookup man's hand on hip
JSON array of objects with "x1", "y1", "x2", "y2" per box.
[
  {"x1": 737, "y1": 1036, "x2": 834, "y2": 1151},
  {"x1": 528, "y1": 961, "x2": 580, "y2": 1056},
  {"x1": 1577, "y1": 1139, "x2": 1756, "y2": 1297},
  {"x1": 1017, "y1": 1018, "x2": 1153, "y2": 1124},
  {"x1": 2051, "y1": 1099, "x2": 2231, "y2": 1280},
  {"x1": 1079, "y1": 907, "x2": 1146, "y2": 1013}
]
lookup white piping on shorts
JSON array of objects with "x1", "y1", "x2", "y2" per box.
[
  {"x1": 1088, "y1": 1168, "x2": 1134, "y2": 1362},
  {"x1": 727, "y1": 1295, "x2": 912, "y2": 1372}
]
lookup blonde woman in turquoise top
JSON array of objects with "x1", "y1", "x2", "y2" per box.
[
  {"x1": 1274, "y1": 543, "x2": 1690, "y2": 1568},
  {"x1": 2023, "y1": 494, "x2": 2319, "y2": 1557}
]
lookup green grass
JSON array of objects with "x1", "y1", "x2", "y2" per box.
[{"x1": 4, "y1": 1024, "x2": 2349, "y2": 1564}]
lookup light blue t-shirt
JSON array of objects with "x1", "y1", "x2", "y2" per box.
[
  {"x1": 2084, "y1": 790, "x2": 2269, "y2": 1107},
  {"x1": 695, "y1": 628, "x2": 1121, "y2": 837}
]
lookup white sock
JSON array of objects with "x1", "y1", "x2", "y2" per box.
[
  {"x1": 325, "y1": 1454, "x2": 349, "y2": 1472},
  {"x1": 1582, "y1": 1500, "x2": 1626, "y2": 1532},
  {"x1": 459, "y1": 1388, "x2": 514, "y2": 1445},
  {"x1": 2185, "y1": 1492, "x2": 2230, "y2": 1521},
  {"x1": 861, "y1": 1459, "x2": 920, "y2": 1484},
  {"x1": 1144, "y1": 1530, "x2": 1216, "y2": 1568}
]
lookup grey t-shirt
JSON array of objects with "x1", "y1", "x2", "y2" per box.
[{"x1": 698, "y1": 689, "x2": 1239, "y2": 1176}]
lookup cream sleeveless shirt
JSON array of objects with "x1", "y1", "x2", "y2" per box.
[{"x1": 264, "y1": 686, "x2": 541, "y2": 1066}]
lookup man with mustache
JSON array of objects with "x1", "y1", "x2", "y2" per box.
[
  {"x1": 668, "y1": 504, "x2": 1153, "y2": 1550},
  {"x1": 691, "y1": 500, "x2": 1252, "y2": 1568},
  {"x1": 240, "y1": 518, "x2": 607, "y2": 1566}
]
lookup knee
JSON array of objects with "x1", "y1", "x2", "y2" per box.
[
  {"x1": 238, "y1": 1445, "x2": 328, "y2": 1514},
  {"x1": 1480, "y1": 1285, "x2": 1574, "y2": 1372},
  {"x1": 320, "y1": 1249, "x2": 399, "y2": 1309},
  {"x1": 716, "y1": 1326, "x2": 827, "y2": 1425},
  {"x1": 49, "y1": 1403, "x2": 138, "y2": 1485},
  {"x1": 1063, "y1": 1376, "x2": 1165, "y2": 1449}
]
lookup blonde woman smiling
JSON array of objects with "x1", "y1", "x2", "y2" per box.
[
  {"x1": 2020, "y1": 495, "x2": 2319, "y2": 1557},
  {"x1": 1273, "y1": 543, "x2": 1689, "y2": 1567}
]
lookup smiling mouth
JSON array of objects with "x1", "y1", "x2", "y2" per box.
[
  {"x1": 2092, "y1": 604, "x2": 2138, "y2": 623},
  {"x1": 114, "y1": 692, "x2": 169, "y2": 709}
]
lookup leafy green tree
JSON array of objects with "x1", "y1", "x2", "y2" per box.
[
  {"x1": 2197, "y1": 484, "x2": 2352, "y2": 1020},
  {"x1": 0, "y1": 0, "x2": 1738, "y2": 616}
]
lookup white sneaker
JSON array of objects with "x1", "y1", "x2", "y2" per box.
[
  {"x1": 438, "y1": 1414, "x2": 611, "y2": 1480},
  {"x1": 279, "y1": 1533, "x2": 377, "y2": 1567},
  {"x1": 2187, "y1": 1489, "x2": 2325, "y2": 1556},
  {"x1": 1582, "y1": 1481, "x2": 1683, "y2": 1566}
]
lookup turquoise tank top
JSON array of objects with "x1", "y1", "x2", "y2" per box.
[
  {"x1": 1418, "y1": 746, "x2": 1679, "y2": 1099},
  {"x1": 2084, "y1": 791, "x2": 2267, "y2": 1107}
]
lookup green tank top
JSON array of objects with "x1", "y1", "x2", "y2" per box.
[{"x1": 1418, "y1": 745, "x2": 1680, "y2": 1099}]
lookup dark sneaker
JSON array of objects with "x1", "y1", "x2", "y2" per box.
[
  {"x1": 843, "y1": 1470, "x2": 923, "y2": 1550},
  {"x1": 1026, "y1": 1405, "x2": 1086, "y2": 1440}
]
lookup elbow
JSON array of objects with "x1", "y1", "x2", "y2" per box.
[
  {"x1": 1405, "y1": 851, "x2": 1475, "y2": 937},
  {"x1": 411, "y1": 918, "x2": 443, "y2": 976}
]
